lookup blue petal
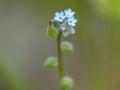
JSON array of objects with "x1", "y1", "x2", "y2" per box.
[
  {"x1": 67, "y1": 8, "x2": 72, "y2": 12},
  {"x1": 71, "y1": 12, "x2": 75, "y2": 16},
  {"x1": 72, "y1": 23, "x2": 76, "y2": 26},
  {"x1": 55, "y1": 12, "x2": 59, "y2": 17},
  {"x1": 73, "y1": 19, "x2": 78, "y2": 23},
  {"x1": 71, "y1": 16, "x2": 75, "y2": 20},
  {"x1": 60, "y1": 11, "x2": 64, "y2": 16},
  {"x1": 54, "y1": 17, "x2": 58, "y2": 20}
]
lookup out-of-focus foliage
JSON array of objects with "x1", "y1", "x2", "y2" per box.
[
  {"x1": 0, "y1": 48, "x2": 36, "y2": 90},
  {"x1": 91, "y1": 0, "x2": 120, "y2": 19}
]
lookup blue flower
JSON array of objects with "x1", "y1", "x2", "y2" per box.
[
  {"x1": 52, "y1": 9, "x2": 78, "y2": 37},
  {"x1": 70, "y1": 27, "x2": 75, "y2": 34},
  {"x1": 65, "y1": 8, "x2": 75, "y2": 18},
  {"x1": 60, "y1": 24, "x2": 66, "y2": 30},
  {"x1": 54, "y1": 11, "x2": 65, "y2": 22},
  {"x1": 68, "y1": 16, "x2": 78, "y2": 27}
]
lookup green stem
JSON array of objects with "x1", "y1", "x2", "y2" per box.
[
  {"x1": 57, "y1": 31, "x2": 64, "y2": 78},
  {"x1": 57, "y1": 31, "x2": 65, "y2": 90}
]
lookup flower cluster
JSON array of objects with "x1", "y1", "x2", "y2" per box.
[
  {"x1": 52, "y1": 8, "x2": 78, "y2": 37},
  {"x1": 45, "y1": 8, "x2": 76, "y2": 90}
]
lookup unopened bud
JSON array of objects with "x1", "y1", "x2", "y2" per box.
[
  {"x1": 44, "y1": 56, "x2": 58, "y2": 69},
  {"x1": 61, "y1": 76, "x2": 74, "y2": 89},
  {"x1": 61, "y1": 41, "x2": 74, "y2": 53}
]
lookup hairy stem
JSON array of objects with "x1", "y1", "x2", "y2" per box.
[{"x1": 57, "y1": 31, "x2": 65, "y2": 90}]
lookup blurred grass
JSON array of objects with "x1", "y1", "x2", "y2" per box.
[{"x1": 0, "y1": 47, "x2": 36, "y2": 90}]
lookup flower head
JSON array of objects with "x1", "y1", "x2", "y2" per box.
[
  {"x1": 54, "y1": 11, "x2": 65, "y2": 22},
  {"x1": 68, "y1": 16, "x2": 78, "y2": 27},
  {"x1": 60, "y1": 23, "x2": 67, "y2": 30},
  {"x1": 52, "y1": 8, "x2": 78, "y2": 37},
  {"x1": 65, "y1": 8, "x2": 75, "y2": 18}
]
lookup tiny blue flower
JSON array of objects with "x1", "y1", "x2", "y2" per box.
[
  {"x1": 60, "y1": 24, "x2": 66, "y2": 30},
  {"x1": 70, "y1": 27, "x2": 75, "y2": 34},
  {"x1": 68, "y1": 16, "x2": 78, "y2": 27},
  {"x1": 52, "y1": 9, "x2": 78, "y2": 37},
  {"x1": 54, "y1": 11, "x2": 65, "y2": 22},
  {"x1": 65, "y1": 8, "x2": 75, "y2": 18}
]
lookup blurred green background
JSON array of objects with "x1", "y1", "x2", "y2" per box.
[{"x1": 0, "y1": 0, "x2": 120, "y2": 90}]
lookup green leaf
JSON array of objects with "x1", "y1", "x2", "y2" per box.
[{"x1": 47, "y1": 26, "x2": 59, "y2": 40}]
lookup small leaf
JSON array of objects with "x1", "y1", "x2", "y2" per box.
[{"x1": 47, "y1": 26, "x2": 59, "y2": 40}]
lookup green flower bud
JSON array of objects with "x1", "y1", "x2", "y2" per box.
[
  {"x1": 53, "y1": 21, "x2": 60, "y2": 29},
  {"x1": 47, "y1": 26, "x2": 59, "y2": 40},
  {"x1": 44, "y1": 56, "x2": 58, "y2": 69},
  {"x1": 61, "y1": 41, "x2": 74, "y2": 53},
  {"x1": 62, "y1": 30, "x2": 71, "y2": 37},
  {"x1": 61, "y1": 76, "x2": 74, "y2": 89}
]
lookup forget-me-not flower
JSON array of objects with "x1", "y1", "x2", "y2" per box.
[
  {"x1": 68, "y1": 16, "x2": 78, "y2": 27},
  {"x1": 54, "y1": 11, "x2": 66, "y2": 22},
  {"x1": 60, "y1": 23, "x2": 67, "y2": 30},
  {"x1": 52, "y1": 8, "x2": 78, "y2": 36},
  {"x1": 70, "y1": 27, "x2": 75, "y2": 34},
  {"x1": 65, "y1": 8, "x2": 75, "y2": 18}
]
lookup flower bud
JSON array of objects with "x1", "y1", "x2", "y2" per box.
[
  {"x1": 61, "y1": 41, "x2": 74, "y2": 53},
  {"x1": 47, "y1": 26, "x2": 59, "y2": 40},
  {"x1": 61, "y1": 76, "x2": 74, "y2": 89},
  {"x1": 53, "y1": 21, "x2": 60, "y2": 29},
  {"x1": 44, "y1": 56, "x2": 58, "y2": 69},
  {"x1": 62, "y1": 30, "x2": 71, "y2": 37},
  {"x1": 49, "y1": 20, "x2": 53, "y2": 26}
]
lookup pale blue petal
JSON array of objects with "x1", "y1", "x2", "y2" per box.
[
  {"x1": 60, "y1": 11, "x2": 64, "y2": 16},
  {"x1": 72, "y1": 23, "x2": 76, "y2": 26},
  {"x1": 55, "y1": 12, "x2": 59, "y2": 17},
  {"x1": 65, "y1": 10, "x2": 67, "y2": 14},
  {"x1": 70, "y1": 12, "x2": 75, "y2": 17},
  {"x1": 73, "y1": 19, "x2": 78, "y2": 23},
  {"x1": 70, "y1": 16, "x2": 75, "y2": 20},
  {"x1": 68, "y1": 8, "x2": 72, "y2": 12},
  {"x1": 54, "y1": 17, "x2": 59, "y2": 21}
]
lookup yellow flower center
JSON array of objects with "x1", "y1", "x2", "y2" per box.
[
  {"x1": 59, "y1": 17, "x2": 62, "y2": 20},
  {"x1": 70, "y1": 20, "x2": 72, "y2": 23}
]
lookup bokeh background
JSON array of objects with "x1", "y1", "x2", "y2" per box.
[{"x1": 0, "y1": 0, "x2": 120, "y2": 90}]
